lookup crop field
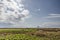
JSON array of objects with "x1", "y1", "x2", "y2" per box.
[{"x1": 0, "y1": 28, "x2": 60, "y2": 40}]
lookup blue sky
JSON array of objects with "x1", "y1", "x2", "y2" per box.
[{"x1": 0, "y1": 0, "x2": 60, "y2": 28}]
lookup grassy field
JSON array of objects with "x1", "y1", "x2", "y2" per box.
[{"x1": 0, "y1": 28, "x2": 60, "y2": 40}]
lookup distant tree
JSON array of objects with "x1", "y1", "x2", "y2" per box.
[{"x1": 37, "y1": 25, "x2": 40, "y2": 28}]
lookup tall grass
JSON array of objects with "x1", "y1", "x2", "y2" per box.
[{"x1": 0, "y1": 28, "x2": 60, "y2": 40}]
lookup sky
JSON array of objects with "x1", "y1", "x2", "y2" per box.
[{"x1": 0, "y1": 0, "x2": 60, "y2": 28}]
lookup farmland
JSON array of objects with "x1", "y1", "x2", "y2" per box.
[{"x1": 0, "y1": 28, "x2": 60, "y2": 40}]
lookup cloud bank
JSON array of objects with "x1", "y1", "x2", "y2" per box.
[
  {"x1": 0, "y1": 0, "x2": 29, "y2": 27},
  {"x1": 40, "y1": 22, "x2": 60, "y2": 28},
  {"x1": 40, "y1": 13, "x2": 60, "y2": 28},
  {"x1": 44, "y1": 13, "x2": 60, "y2": 18}
]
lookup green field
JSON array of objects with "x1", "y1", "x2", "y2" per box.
[{"x1": 0, "y1": 28, "x2": 60, "y2": 40}]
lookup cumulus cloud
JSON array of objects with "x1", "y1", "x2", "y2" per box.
[
  {"x1": 0, "y1": 0, "x2": 30, "y2": 27},
  {"x1": 40, "y1": 22, "x2": 60, "y2": 28}
]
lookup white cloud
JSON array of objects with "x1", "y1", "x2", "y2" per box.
[
  {"x1": 38, "y1": 9, "x2": 40, "y2": 11},
  {"x1": 49, "y1": 14, "x2": 60, "y2": 16},
  {"x1": 0, "y1": 0, "x2": 30, "y2": 27},
  {"x1": 44, "y1": 13, "x2": 60, "y2": 18},
  {"x1": 40, "y1": 13, "x2": 60, "y2": 28},
  {"x1": 40, "y1": 22, "x2": 60, "y2": 28}
]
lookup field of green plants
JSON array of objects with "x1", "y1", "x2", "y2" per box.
[{"x1": 0, "y1": 28, "x2": 60, "y2": 40}]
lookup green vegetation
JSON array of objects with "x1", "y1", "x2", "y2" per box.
[{"x1": 0, "y1": 28, "x2": 60, "y2": 40}]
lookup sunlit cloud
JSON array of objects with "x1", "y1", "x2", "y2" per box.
[{"x1": 0, "y1": 0, "x2": 30, "y2": 24}]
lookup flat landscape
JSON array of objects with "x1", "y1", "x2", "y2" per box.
[{"x1": 0, "y1": 28, "x2": 60, "y2": 40}]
